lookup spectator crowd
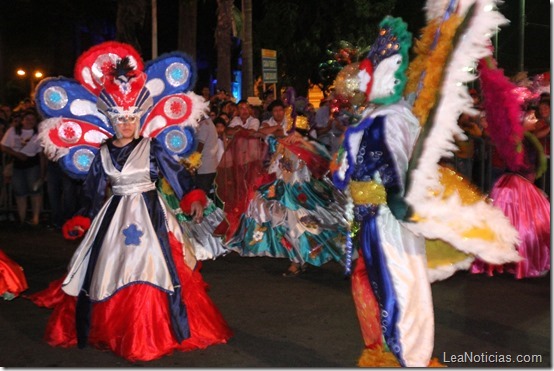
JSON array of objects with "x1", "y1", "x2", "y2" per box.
[{"x1": 0, "y1": 84, "x2": 550, "y2": 229}]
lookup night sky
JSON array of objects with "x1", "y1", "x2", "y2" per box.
[{"x1": 0, "y1": 0, "x2": 550, "y2": 105}]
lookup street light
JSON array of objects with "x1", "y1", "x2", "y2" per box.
[{"x1": 15, "y1": 68, "x2": 44, "y2": 98}]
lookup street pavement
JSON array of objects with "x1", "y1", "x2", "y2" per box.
[{"x1": 0, "y1": 223, "x2": 550, "y2": 367}]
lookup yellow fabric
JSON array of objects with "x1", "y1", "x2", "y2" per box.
[
  {"x1": 284, "y1": 106, "x2": 294, "y2": 132},
  {"x1": 418, "y1": 166, "x2": 496, "y2": 269},
  {"x1": 433, "y1": 166, "x2": 485, "y2": 205},
  {"x1": 461, "y1": 226, "x2": 496, "y2": 241},
  {"x1": 426, "y1": 239, "x2": 471, "y2": 269},
  {"x1": 349, "y1": 180, "x2": 387, "y2": 205},
  {"x1": 295, "y1": 115, "x2": 310, "y2": 131}
]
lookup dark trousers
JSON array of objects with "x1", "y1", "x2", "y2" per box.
[{"x1": 195, "y1": 172, "x2": 216, "y2": 200}]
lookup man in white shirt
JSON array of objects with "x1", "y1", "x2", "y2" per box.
[
  {"x1": 195, "y1": 117, "x2": 220, "y2": 199},
  {"x1": 225, "y1": 100, "x2": 261, "y2": 137},
  {"x1": 258, "y1": 99, "x2": 287, "y2": 138}
]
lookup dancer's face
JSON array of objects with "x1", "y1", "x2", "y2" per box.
[{"x1": 114, "y1": 115, "x2": 138, "y2": 139}]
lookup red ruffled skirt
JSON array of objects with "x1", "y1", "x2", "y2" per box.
[
  {"x1": 27, "y1": 234, "x2": 232, "y2": 362},
  {"x1": 0, "y1": 249, "x2": 28, "y2": 298}
]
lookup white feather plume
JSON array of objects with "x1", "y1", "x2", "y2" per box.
[
  {"x1": 405, "y1": 0, "x2": 519, "y2": 264},
  {"x1": 424, "y1": 0, "x2": 451, "y2": 21},
  {"x1": 38, "y1": 117, "x2": 69, "y2": 161},
  {"x1": 184, "y1": 92, "x2": 209, "y2": 127}
]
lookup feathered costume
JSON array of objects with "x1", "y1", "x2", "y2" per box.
[
  {"x1": 227, "y1": 131, "x2": 349, "y2": 270},
  {"x1": 332, "y1": 1, "x2": 520, "y2": 366},
  {"x1": 470, "y1": 58, "x2": 550, "y2": 279},
  {"x1": 27, "y1": 42, "x2": 231, "y2": 362}
]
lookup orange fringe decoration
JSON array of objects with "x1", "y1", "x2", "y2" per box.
[
  {"x1": 357, "y1": 347, "x2": 446, "y2": 367},
  {"x1": 329, "y1": 151, "x2": 341, "y2": 175},
  {"x1": 357, "y1": 346, "x2": 402, "y2": 367},
  {"x1": 405, "y1": 19, "x2": 440, "y2": 95},
  {"x1": 429, "y1": 358, "x2": 447, "y2": 367},
  {"x1": 404, "y1": 16, "x2": 463, "y2": 126}
]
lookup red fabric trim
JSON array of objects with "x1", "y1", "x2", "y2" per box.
[
  {"x1": 24, "y1": 276, "x2": 66, "y2": 308},
  {"x1": 62, "y1": 216, "x2": 91, "y2": 240},
  {"x1": 352, "y1": 250, "x2": 383, "y2": 348},
  {"x1": 179, "y1": 189, "x2": 207, "y2": 215}
]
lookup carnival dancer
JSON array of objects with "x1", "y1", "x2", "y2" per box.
[
  {"x1": 27, "y1": 41, "x2": 232, "y2": 362},
  {"x1": 470, "y1": 57, "x2": 550, "y2": 279},
  {"x1": 227, "y1": 96, "x2": 349, "y2": 277},
  {"x1": 332, "y1": 17, "x2": 434, "y2": 366},
  {"x1": 471, "y1": 121, "x2": 550, "y2": 279},
  {"x1": 332, "y1": 4, "x2": 520, "y2": 365},
  {"x1": 214, "y1": 103, "x2": 270, "y2": 241}
]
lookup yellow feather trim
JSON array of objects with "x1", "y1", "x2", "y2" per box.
[
  {"x1": 413, "y1": 15, "x2": 462, "y2": 125},
  {"x1": 405, "y1": 16, "x2": 462, "y2": 126},
  {"x1": 180, "y1": 151, "x2": 203, "y2": 173},
  {"x1": 406, "y1": 19, "x2": 440, "y2": 94},
  {"x1": 160, "y1": 177, "x2": 175, "y2": 196}
]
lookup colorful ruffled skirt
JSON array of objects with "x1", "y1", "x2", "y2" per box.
[
  {"x1": 471, "y1": 173, "x2": 550, "y2": 279},
  {"x1": 27, "y1": 234, "x2": 232, "y2": 362}
]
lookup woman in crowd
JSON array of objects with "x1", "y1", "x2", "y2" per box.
[{"x1": 0, "y1": 109, "x2": 45, "y2": 226}]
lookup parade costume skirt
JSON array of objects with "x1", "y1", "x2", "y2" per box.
[
  {"x1": 471, "y1": 173, "x2": 550, "y2": 279},
  {"x1": 228, "y1": 177, "x2": 348, "y2": 267},
  {"x1": 27, "y1": 233, "x2": 232, "y2": 362},
  {"x1": 158, "y1": 178, "x2": 229, "y2": 261},
  {"x1": 0, "y1": 249, "x2": 28, "y2": 299}
]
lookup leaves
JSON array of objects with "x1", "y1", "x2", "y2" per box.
[{"x1": 254, "y1": 0, "x2": 397, "y2": 95}]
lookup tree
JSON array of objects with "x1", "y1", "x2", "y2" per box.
[
  {"x1": 241, "y1": 0, "x2": 254, "y2": 99},
  {"x1": 254, "y1": 0, "x2": 396, "y2": 96},
  {"x1": 178, "y1": 0, "x2": 197, "y2": 60},
  {"x1": 215, "y1": 0, "x2": 233, "y2": 93},
  {"x1": 116, "y1": 0, "x2": 147, "y2": 53}
]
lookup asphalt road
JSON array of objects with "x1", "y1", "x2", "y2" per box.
[{"x1": 0, "y1": 223, "x2": 550, "y2": 367}]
